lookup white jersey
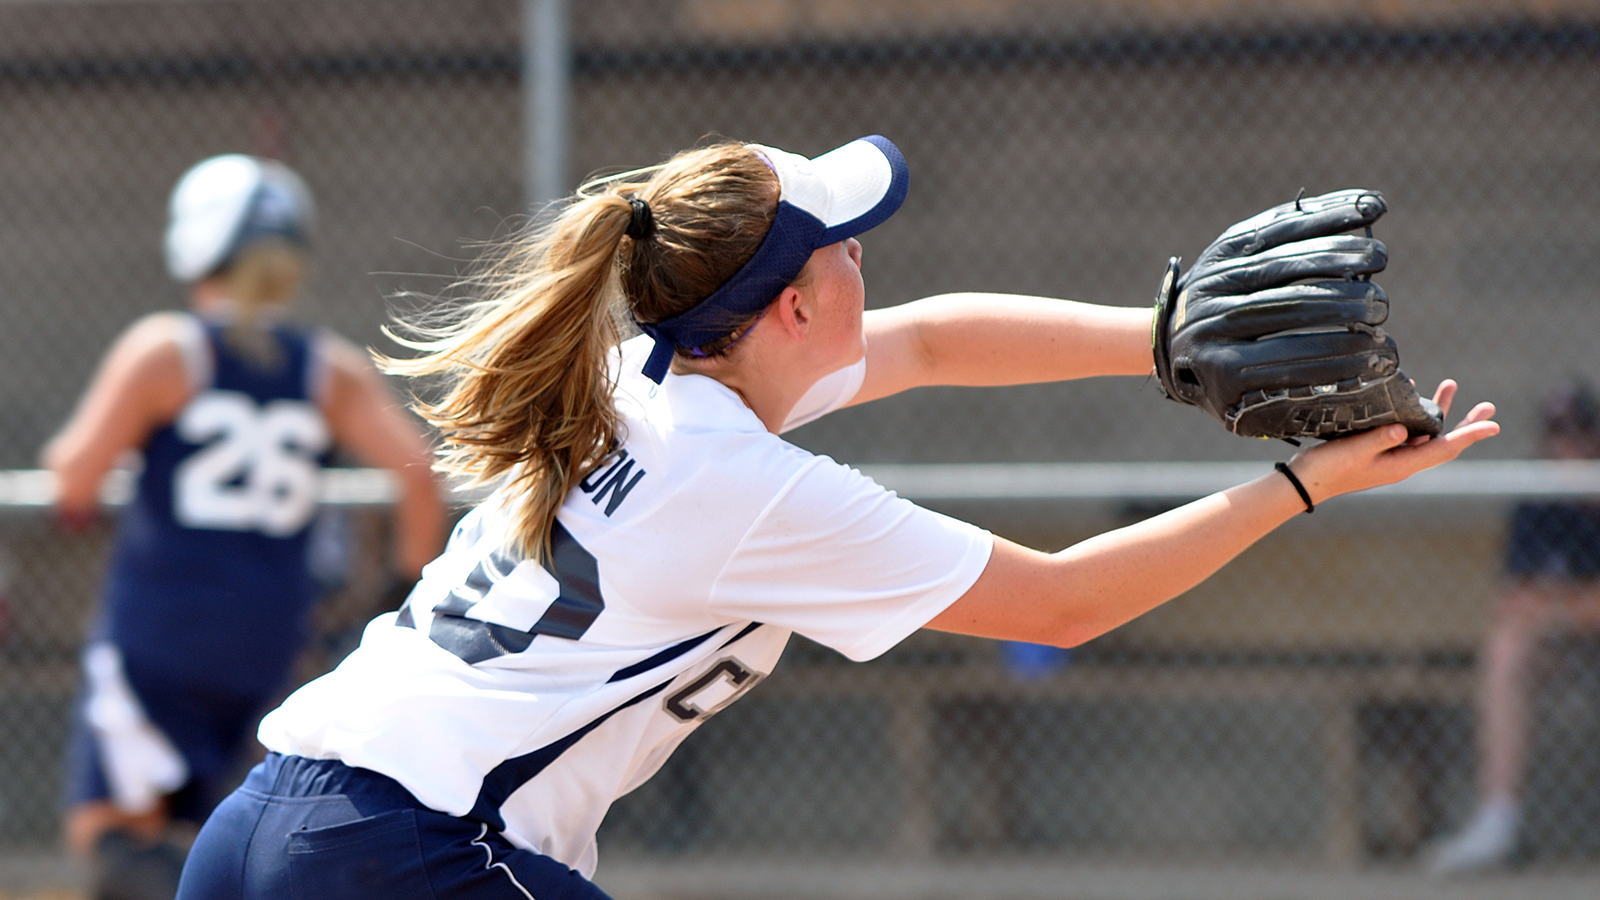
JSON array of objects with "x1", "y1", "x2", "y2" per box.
[{"x1": 258, "y1": 335, "x2": 993, "y2": 877}]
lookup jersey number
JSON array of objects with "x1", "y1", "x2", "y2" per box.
[
  {"x1": 424, "y1": 521, "x2": 606, "y2": 664},
  {"x1": 173, "y1": 391, "x2": 329, "y2": 536}
]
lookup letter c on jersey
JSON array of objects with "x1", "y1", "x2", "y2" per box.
[{"x1": 664, "y1": 658, "x2": 764, "y2": 723}]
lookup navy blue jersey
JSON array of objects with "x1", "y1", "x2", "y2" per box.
[
  {"x1": 1505, "y1": 501, "x2": 1600, "y2": 580},
  {"x1": 103, "y1": 316, "x2": 333, "y2": 695}
]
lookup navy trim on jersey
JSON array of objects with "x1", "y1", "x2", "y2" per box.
[
  {"x1": 605, "y1": 628, "x2": 721, "y2": 684},
  {"x1": 602, "y1": 620, "x2": 764, "y2": 685},
  {"x1": 719, "y1": 621, "x2": 764, "y2": 649},
  {"x1": 453, "y1": 622, "x2": 769, "y2": 829},
  {"x1": 467, "y1": 679, "x2": 675, "y2": 831}
]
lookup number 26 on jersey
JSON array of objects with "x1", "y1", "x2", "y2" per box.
[{"x1": 173, "y1": 390, "x2": 330, "y2": 537}]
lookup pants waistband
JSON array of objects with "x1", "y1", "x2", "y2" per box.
[{"x1": 254, "y1": 752, "x2": 428, "y2": 812}]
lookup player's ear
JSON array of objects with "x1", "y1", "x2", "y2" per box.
[{"x1": 769, "y1": 284, "x2": 812, "y2": 343}]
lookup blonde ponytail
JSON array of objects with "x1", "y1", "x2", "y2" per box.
[
  {"x1": 215, "y1": 238, "x2": 306, "y2": 368},
  {"x1": 386, "y1": 143, "x2": 777, "y2": 562}
]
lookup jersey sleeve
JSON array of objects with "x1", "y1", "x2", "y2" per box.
[
  {"x1": 172, "y1": 312, "x2": 212, "y2": 393},
  {"x1": 305, "y1": 328, "x2": 335, "y2": 406},
  {"x1": 780, "y1": 358, "x2": 867, "y2": 433},
  {"x1": 709, "y1": 457, "x2": 993, "y2": 662}
]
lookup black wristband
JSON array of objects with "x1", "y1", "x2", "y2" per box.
[{"x1": 1274, "y1": 462, "x2": 1315, "y2": 514}]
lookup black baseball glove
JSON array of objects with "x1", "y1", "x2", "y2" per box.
[{"x1": 1152, "y1": 188, "x2": 1443, "y2": 441}]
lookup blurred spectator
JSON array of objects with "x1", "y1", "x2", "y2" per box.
[{"x1": 1430, "y1": 379, "x2": 1600, "y2": 876}]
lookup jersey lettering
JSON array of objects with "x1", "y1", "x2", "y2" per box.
[
  {"x1": 578, "y1": 449, "x2": 646, "y2": 517},
  {"x1": 173, "y1": 391, "x2": 329, "y2": 536},
  {"x1": 427, "y1": 521, "x2": 607, "y2": 663},
  {"x1": 664, "y1": 657, "x2": 764, "y2": 723}
]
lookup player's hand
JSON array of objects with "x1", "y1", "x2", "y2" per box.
[
  {"x1": 1284, "y1": 379, "x2": 1498, "y2": 505},
  {"x1": 53, "y1": 503, "x2": 101, "y2": 535}
]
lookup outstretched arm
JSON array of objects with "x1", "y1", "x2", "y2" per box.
[
  {"x1": 928, "y1": 383, "x2": 1500, "y2": 646},
  {"x1": 851, "y1": 293, "x2": 1153, "y2": 406},
  {"x1": 318, "y1": 335, "x2": 447, "y2": 580}
]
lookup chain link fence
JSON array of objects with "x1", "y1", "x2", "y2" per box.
[{"x1": 3, "y1": 1, "x2": 1600, "y2": 896}]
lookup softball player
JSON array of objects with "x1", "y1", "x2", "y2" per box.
[
  {"x1": 46, "y1": 155, "x2": 446, "y2": 900},
  {"x1": 176, "y1": 136, "x2": 1497, "y2": 900}
]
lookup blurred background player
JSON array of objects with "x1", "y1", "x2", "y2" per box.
[
  {"x1": 1430, "y1": 379, "x2": 1600, "y2": 876},
  {"x1": 43, "y1": 154, "x2": 447, "y2": 900}
]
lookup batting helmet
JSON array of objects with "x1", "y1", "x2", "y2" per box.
[{"x1": 164, "y1": 154, "x2": 313, "y2": 283}]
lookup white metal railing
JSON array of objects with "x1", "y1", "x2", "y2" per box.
[
  {"x1": 858, "y1": 459, "x2": 1600, "y2": 500},
  {"x1": 0, "y1": 468, "x2": 399, "y2": 508},
  {"x1": 4, "y1": 460, "x2": 1600, "y2": 509}
]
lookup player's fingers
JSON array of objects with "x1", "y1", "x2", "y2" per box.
[
  {"x1": 1358, "y1": 423, "x2": 1412, "y2": 458},
  {"x1": 1431, "y1": 380, "x2": 1459, "y2": 421},
  {"x1": 1399, "y1": 414, "x2": 1499, "y2": 470},
  {"x1": 1402, "y1": 381, "x2": 1456, "y2": 446},
  {"x1": 1455, "y1": 400, "x2": 1496, "y2": 428},
  {"x1": 1434, "y1": 421, "x2": 1501, "y2": 463}
]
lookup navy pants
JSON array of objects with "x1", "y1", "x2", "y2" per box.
[
  {"x1": 176, "y1": 754, "x2": 612, "y2": 900},
  {"x1": 64, "y1": 647, "x2": 270, "y2": 824}
]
